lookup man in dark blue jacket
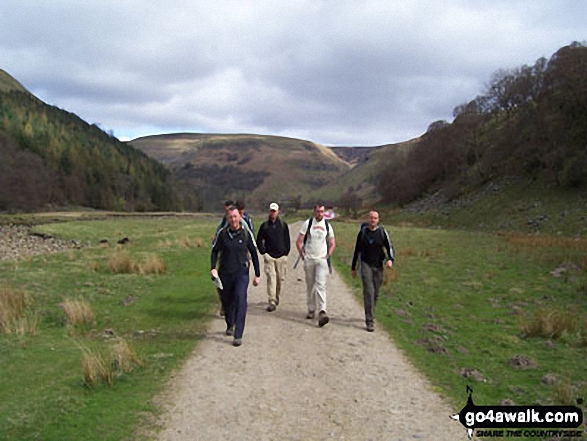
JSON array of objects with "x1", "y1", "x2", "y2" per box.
[{"x1": 212, "y1": 206, "x2": 261, "y2": 346}]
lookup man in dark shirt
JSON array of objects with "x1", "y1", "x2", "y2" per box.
[
  {"x1": 351, "y1": 211, "x2": 394, "y2": 332},
  {"x1": 256, "y1": 203, "x2": 290, "y2": 312},
  {"x1": 211, "y1": 206, "x2": 261, "y2": 346}
]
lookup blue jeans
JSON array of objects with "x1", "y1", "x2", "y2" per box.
[{"x1": 219, "y1": 266, "x2": 250, "y2": 339}]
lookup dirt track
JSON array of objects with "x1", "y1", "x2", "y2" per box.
[{"x1": 155, "y1": 223, "x2": 465, "y2": 440}]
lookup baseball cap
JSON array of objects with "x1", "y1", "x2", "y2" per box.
[{"x1": 269, "y1": 203, "x2": 279, "y2": 211}]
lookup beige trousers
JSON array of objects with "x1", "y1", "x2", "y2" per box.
[{"x1": 264, "y1": 254, "x2": 288, "y2": 305}]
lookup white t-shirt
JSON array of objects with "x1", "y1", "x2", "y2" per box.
[{"x1": 299, "y1": 218, "x2": 335, "y2": 260}]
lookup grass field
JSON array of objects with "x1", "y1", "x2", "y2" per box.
[
  {"x1": 0, "y1": 216, "x2": 218, "y2": 441},
  {"x1": 2, "y1": 214, "x2": 586, "y2": 440},
  {"x1": 331, "y1": 220, "x2": 587, "y2": 432}
]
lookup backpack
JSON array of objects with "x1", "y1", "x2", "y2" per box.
[
  {"x1": 303, "y1": 217, "x2": 332, "y2": 273},
  {"x1": 359, "y1": 222, "x2": 387, "y2": 245},
  {"x1": 356, "y1": 222, "x2": 389, "y2": 271},
  {"x1": 213, "y1": 221, "x2": 252, "y2": 249}
]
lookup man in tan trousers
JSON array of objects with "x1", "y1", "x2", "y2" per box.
[{"x1": 256, "y1": 203, "x2": 291, "y2": 312}]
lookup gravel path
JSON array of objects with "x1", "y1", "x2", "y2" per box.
[{"x1": 155, "y1": 224, "x2": 465, "y2": 441}]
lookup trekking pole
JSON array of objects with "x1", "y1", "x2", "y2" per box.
[{"x1": 293, "y1": 254, "x2": 302, "y2": 269}]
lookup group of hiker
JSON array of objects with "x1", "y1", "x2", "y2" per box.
[{"x1": 210, "y1": 200, "x2": 395, "y2": 346}]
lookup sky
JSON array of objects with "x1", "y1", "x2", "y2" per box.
[{"x1": 1, "y1": 1, "x2": 585, "y2": 146}]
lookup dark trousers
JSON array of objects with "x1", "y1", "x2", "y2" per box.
[
  {"x1": 360, "y1": 262, "x2": 383, "y2": 325},
  {"x1": 219, "y1": 266, "x2": 250, "y2": 339}
]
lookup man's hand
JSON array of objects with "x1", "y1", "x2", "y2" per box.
[
  {"x1": 253, "y1": 276, "x2": 260, "y2": 287},
  {"x1": 351, "y1": 270, "x2": 357, "y2": 279},
  {"x1": 386, "y1": 260, "x2": 393, "y2": 268},
  {"x1": 211, "y1": 268, "x2": 219, "y2": 279}
]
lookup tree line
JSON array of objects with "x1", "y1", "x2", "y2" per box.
[
  {"x1": 0, "y1": 90, "x2": 200, "y2": 212},
  {"x1": 378, "y1": 42, "x2": 587, "y2": 205}
]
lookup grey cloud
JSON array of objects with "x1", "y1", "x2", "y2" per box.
[{"x1": 1, "y1": 0, "x2": 586, "y2": 145}]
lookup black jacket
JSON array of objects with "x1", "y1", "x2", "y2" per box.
[
  {"x1": 211, "y1": 226, "x2": 260, "y2": 277},
  {"x1": 351, "y1": 226, "x2": 394, "y2": 270},
  {"x1": 256, "y1": 217, "x2": 290, "y2": 259}
]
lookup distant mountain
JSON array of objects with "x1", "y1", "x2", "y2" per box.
[
  {"x1": 329, "y1": 146, "x2": 380, "y2": 165},
  {"x1": 131, "y1": 133, "x2": 350, "y2": 211},
  {"x1": 0, "y1": 69, "x2": 194, "y2": 212},
  {"x1": 314, "y1": 139, "x2": 420, "y2": 205}
]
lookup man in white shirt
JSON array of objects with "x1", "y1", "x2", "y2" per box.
[{"x1": 296, "y1": 203, "x2": 336, "y2": 327}]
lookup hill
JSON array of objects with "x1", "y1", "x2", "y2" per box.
[
  {"x1": 0, "y1": 69, "x2": 29, "y2": 94},
  {"x1": 131, "y1": 133, "x2": 350, "y2": 211},
  {"x1": 0, "y1": 69, "x2": 194, "y2": 212},
  {"x1": 314, "y1": 138, "x2": 420, "y2": 206},
  {"x1": 329, "y1": 146, "x2": 378, "y2": 165},
  {"x1": 376, "y1": 42, "x2": 587, "y2": 225}
]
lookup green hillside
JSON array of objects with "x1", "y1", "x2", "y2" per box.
[
  {"x1": 0, "y1": 70, "x2": 196, "y2": 212},
  {"x1": 0, "y1": 69, "x2": 29, "y2": 94},
  {"x1": 315, "y1": 139, "x2": 419, "y2": 205},
  {"x1": 378, "y1": 43, "x2": 587, "y2": 206},
  {"x1": 131, "y1": 133, "x2": 350, "y2": 211}
]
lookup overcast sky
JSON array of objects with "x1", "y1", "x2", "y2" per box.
[{"x1": 1, "y1": 1, "x2": 585, "y2": 146}]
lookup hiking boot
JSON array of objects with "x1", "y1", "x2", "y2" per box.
[
  {"x1": 318, "y1": 311, "x2": 329, "y2": 327},
  {"x1": 366, "y1": 322, "x2": 375, "y2": 332},
  {"x1": 266, "y1": 304, "x2": 276, "y2": 312},
  {"x1": 225, "y1": 326, "x2": 234, "y2": 336},
  {"x1": 233, "y1": 338, "x2": 242, "y2": 347},
  {"x1": 306, "y1": 311, "x2": 315, "y2": 319}
]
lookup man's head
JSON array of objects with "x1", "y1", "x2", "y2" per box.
[
  {"x1": 313, "y1": 203, "x2": 325, "y2": 222},
  {"x1": 226, "y1": 206, "x2": 242, "y2": 230},
  {"x1": 269, "y1": 202, "x2": 279, "y2": 221},
  {"x1": 367, "y1": 211, "x2": 380, "y2": 229},
  {"x1": 235, "y1": 200, "x2": 246, "y2": 217},
  {"x1": 224, "y1": 200, "x2": 234, "y2": 215}
]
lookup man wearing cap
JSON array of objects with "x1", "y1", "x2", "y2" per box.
[{"x1": 256, "y1": 203, "x2": 290, "y2": 312}]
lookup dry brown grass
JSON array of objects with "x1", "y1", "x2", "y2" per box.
[
  {"x1": 80, "y1": 338, "x2": 141, "y2": 388},
  {"x1": 139, "y1": 254, "x2": 167, "y2": 275},
  {"x1": 106, "y1": 251, "x2": 166, "y2": 275},
  {"x1": 502, "y1": 232, "x2": 587, "y2": 251},
  {"x1": 81, "y1": 346, "x2": 114, "y2": 387},
  {"x1": 62, "y1": 298, "x2": 96, "y2": 332},
  {"x1": 0, "y1": 286, "x2": 38, "y2": 335},
  {"x1": 107, "y1": 250, "x2": 139, "y2": 274},
  {"x1": 399, "y1": 247, "x2": 416, "y2": 257},
  {"x1": 552, "y1": 380, "x2": 574, "y2": 405},
  {"x1": 112, "y1": 338, "x2": 142, "y2": 372},
  {"x1": 157, "y1": 239, "x2": 174, "y2": 248},
  {"x1": 179, "y1": 236, "x2": 193, "y2": 248},
  {"x1": 520, "y1": 308, "x2": 580, "y2": 339}
]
